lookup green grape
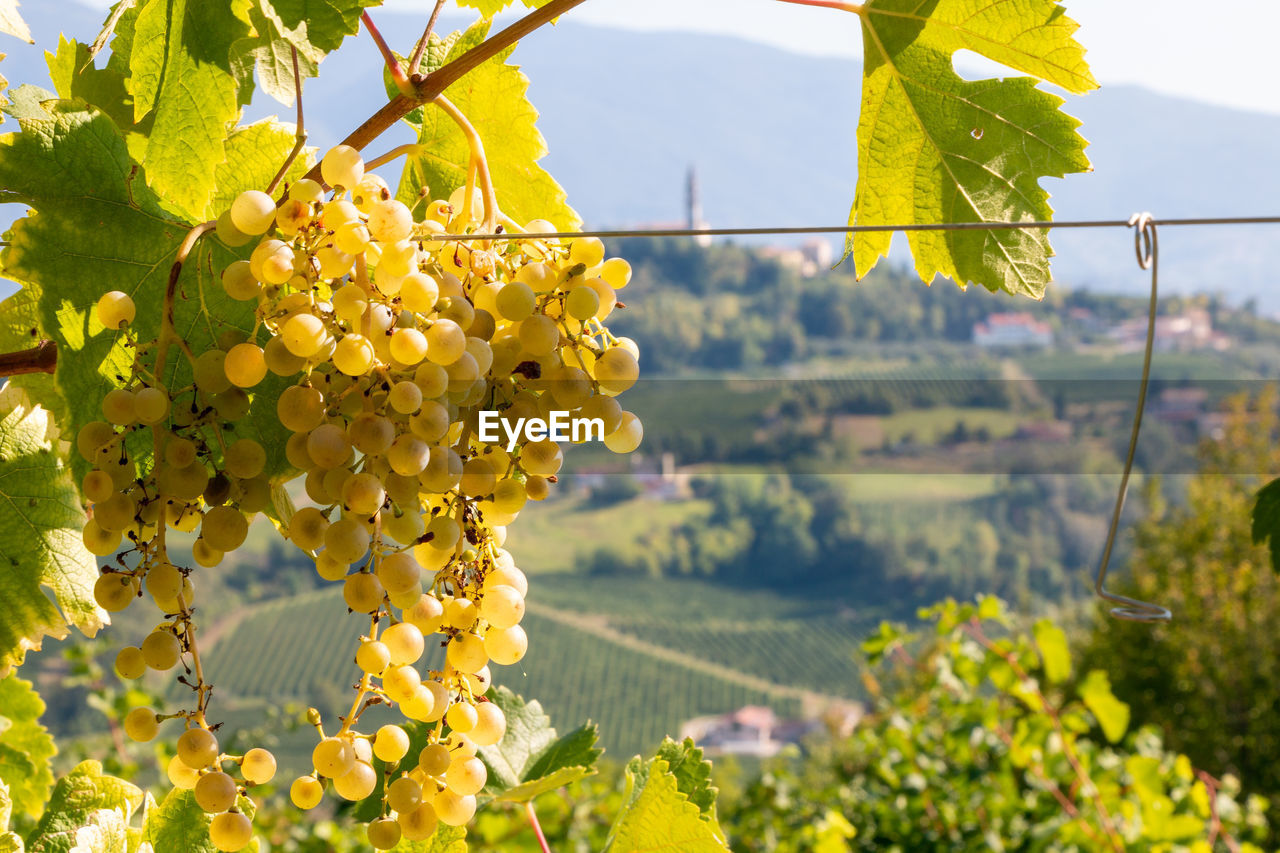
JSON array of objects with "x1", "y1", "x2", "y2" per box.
[
  {"x1": 401, "y1": 684, "x2": 437, "y2": 721},
  {"x1": 425, "y1": 319, "x2": 466, "y2": 365},
  {"x1": 334, "y1": 221, "x2": 371, "y2": 254},
  {"x1": 289, "y1": 506, "x2": 329, "y2": 551},
  {"x1": 446, "y1": 632, "x2": 488, "y2": 674},
  {"x1": 145, "y1": 562, "x2": 184, "y2": 602},
  {"x1": 277, "y1": 385, "x2": 326, "y2": 432},
  {"x1": 445, "y1": 352, "x2": 479, "y2": 392},
  {"x1": 348, "y1": 413, "x2": 395, "y2": 455},
  {"x1": 95, "y1": 490, "x2": 136, "y2": 532},
  {"x1": 480, "y1": 584, "x2": 525, "y2": 630},
  {"x1": 374, "y1": 725, "x2": 411, "y2": 763},
  {"x1": 101, "y1": 389, "x2": 136, "y2": 425},
  {"x1": 369, "y1": 199, "x2": 414, "y2": 242},
  {"x1": 356, "y1": 639, "x2": 390, "y2": 674},
  {"x1": 230, "y1": 189, "x2": 277, "y2": 235},
  {"x1": 321, "y1": 144, "x2": 364, "y2": 190},
  {"x1": 404, "y1": 594, "x2": 445, "y2": 634},
  {"x1": 93, "y1": 572, "x2": 134, "y2": 610},
  {"x1": 333, "y1": 760, "x2": 377, "y2": 801},
  {"x1": 343, "y1": 572, "x2": 384, "y2": 612},
  {"x1": 352, "y1": 173, "x2": 389, "y2": 211},
  {"x1": 515, "y1": 260, "x2": 557, "y2": 293},
  {"x1": 520, "y1": 440, "x2": 563, "y2": 477},
  {"x1": 134, "y1": 387, "x2": 170, "y2": 424},
  {"x1": 400, "y1": 803, "x2": 439, "y2": 841},
  {"x1": 209, "y1": 812, "x2": 253, "y2": 852},
  {"x1": 433, "y1": 790, "x2": 476, "y2": 827},
  {"x1": 332, "y1": 334, "x2": 375, "y2": 376},
  {"x1": 385, "y1": 775, "x2": 420, "y2": 813},
  {"x1": 224, "y1": 343, "x2": 267, "y2": 388},
  {"x1": 123, "y1": 706, "x2": 159, "y2": 742},
  {"x1": 595, "y1": 347, "x2": 640, "y2": 394},
  {"x1": 388, "y1": 380, "x2": 423, "y2": 415},
  {"x1": 168, "y1": 754, "x2": 200, "y2": 789},
  {"x1": 459, "y1": 458, "x2": 497, "y2": 498},
  {"x1": 445, "y1": 756, "x2": 487, "y2": 796},
  {"x1": 600, "y1": 257, "x2": 632, "y2": 289},
  {"x1": 221, "y1": 260, "x2": 260, "y2": 301},
  {"x1": 390, "y1": 328, "x2": 428, "y2": 366},
  {"x1": 445, "y1": 701, "x2": 478, "y2": 734},
  {"x1": 289, "y1": 178, "x2": 325, "y2": 204},
  {"x1": 306, "y1": 424, "x2": 352, "y2": 469},
  {"x1": 142, "y1": 629, "x2": 182, "y2": 671},
  {"x1": 342, "y1": 472, "x2": 385, "y2": 515},
  {"x1": 312, "y1": 736, "x2": 355, "y2": 778},
  {"x1": 290, "y1": 775, "x2": 324, "y2": 809},
  {"x1": 192, "y1": 537, "x2": 224, "y2": 568},
  {"x1": 399, "y1": 273, "x2": 440, "y2": 313},
  {"x1": 569, "y1": 236, "x2": 605, "y2": 268},
  {"x1": 77, "y1": 421, "x2": 116, "y2": 461},
  {"x1": 605, "y1": 411, "x2": 644, "y2": 453},
  {"x1": 282, "y1": 313, "x2": 327, "y2": 358},
  {"x1": 195, "y1": 770, "x2": 238, "y2": 813},
  {"x1": 483, "y1": 558, "x2": 527, "y2": 598},
  {"x1": 164, "y1": 436, "x2": 197, "y2": 468},
  {"x1": 381, "y1": 621, "x2": 425, "y2": 665},
  {"x1": 565, "y1": 284, "x2": 600, "y2": 321},
  {"x1": 215, "y1": 211, "x2": 253, "y2": 248},
  {"x1": 495, "y1": 282, "x2": 536, "y2": 321},
  {"x1": 115, "y1": 646, "x2": 147, "y2": 679},
  {"x1": 316, "y1": 246, "x2": 355, "y2": 277},
  {"x1": 368, "y1": 817, "x2": 402, "y2": 850},
  {"x1": 384, "y1": 664, "x2": 422, "y2": 703},
  {"x1": 485, "y1": 625, "x2": 528, "y2": 666},
  {"x1": 518, "y1": 314, "x2": 560, "y2": 356},
  {"x1": 470, "y1": 702, "x2": 507, "y2": 747},
  {"x1": 202, "y1": 506, "x2": 249, "y2": 552},
  {"x1": 177, "y1": 727, "x2": 220, "y2": 769},
  {"x1": 587, "y1": 277, "x2": 617, "y2": 319},
  {"x1": 443, "y1": 597, "x2": 477, "y2": 630},
  {"x1": 242, "y1": 747, "x2": 277, "y2": 785},
  {"x1": 325, "y1": 517, "x2": 370, "y2": 564},
  {"x1": 418, "y1": 742, "x2": 451, "y2": 777},
  {"x1": 264, "y1": 336, "x2": 306, "y2": 376},
  {"x1": 332, "y1": 283, "x2": 368, "y2": 323},
  {"x1": 388, "y1": 435, "x2": 429, "y2": 476},
  {"x1": 96, "y1": 291, "x2": 136, "y2": 330},
  {"x1": 409, "y1": 401, "x2": 450, "y2": 443},
  {"x1": 224, "y1": 438, "x2": 266, "y2": 479}
]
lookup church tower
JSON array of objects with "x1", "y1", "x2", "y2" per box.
[{"x1": 686, "y1": 165, "x2": 711, "y2": 247}]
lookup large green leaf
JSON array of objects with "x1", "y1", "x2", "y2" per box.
[
  {"x1": 26, "y1": 762, "x2": 142, "y2": 853},
  {"x1": 1033, "y1": 619, "x2": 1070, "y2": 685},
  {"x1": 143, "y1": 789, "x2": 254, "y2": 853},
  {"x1": 0, "y1": 102, "x2": 295, "y2": 486},
  {"x1": 126, "y1": 0, "x2": 251, "y2": 220},
  {"x1": 850, "y1": 0, "x2": 1095, "y2": 297},
  {"x1": 604, "y1": 755, "x2": 728, "y2": 853},
  {"x1": 0, "y1": 675, "x2": 55, "y2": 819},
  {"x1": 0, "y1": 387, "x2": 102, "y2": 677},
  {"x1": 455, "y1": 0, "x2": 551, "y2": 16},
  {"x1": 478, "y1": 687, "x2": 601, "y2": 803},
  {"x1": 625, "y1": 738, "x2": 719, "y2": 823},
  {"x1": 205, "y1": 118, "x2": 314, "y2": 220},
  {"x1": 397, "y1": 20, "x2": 580, "y2": 231},
  {"x1": 268, "y1": 0, "x2": 378, "y2": 53},
  {"x1": 45, "y1": 36, "x2": 150, "y2": 163},
  {"x1": 0, "y1": 779, "x2": 21, "y2": 853},
  {"x1": 1079, "y1": 669, "x2": 1129, "y2": 744}
]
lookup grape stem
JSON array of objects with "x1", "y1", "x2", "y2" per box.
[
  {"x1": 0, "y1": 340, "x2": 57, "y2": 375},
  {"x1": 363, "y1": 11, "x2": 414, "y2": 97},
  {"x1": 266, "y1": 46, "x2": 307, "y2": 195},
  {"x1": 434, "y1": 94, "x2": 498, "y2": 234},
  {"x1": 526, "y1": 801, "x2": 553, "y2": 853},
  {"x1": 407, "y1": 0, "x2": 448, "y2": 75},
  {"x1": 774, "y1": 0, "x2": 864, "y2": 12},
  {"x1": 363, "y1": 144, "x2": 421, "y2": 172},
  {"x1": 295, "y1": 0, "x2": 590, "y2": 191}
]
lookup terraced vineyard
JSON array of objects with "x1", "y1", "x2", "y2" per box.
[{"x1": 201, "y1": 587, "x2": 802, "y2": 762}]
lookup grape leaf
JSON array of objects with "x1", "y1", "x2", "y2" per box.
[
  {"x1": 0, "y1": 102, "x2": 296, "y2": 487},
  {"x1": 391, "y1": 826, "x2": 466, "y2": 853},
  {"x1": 1079, "y1": 669, "x2": 1129, "y2": 744},
  {"x1": 25, "y1": 761, "x2": 142, "y2": 853},
  {"x1": 397, "y1": 19, "x2": 580, "y2": 232},
  {"x1": 477, "y1": 686, "x2": 601, "y2": 803},
  {"x1": 850, "y1": 0, "x2": 1096, "y2": 297},
  {"x1": 604, "y1": 755, "x2": 728, "y2": 853},
  {"x1": 126, "y1": 0, "x2": 252, "y2": 220},
  {"x1": 1251, "y1": 478, "x2": 1280, "y2": 573},
  {"x1": 0, "y1": 1, "x2": 30, "y2": 44},
  {"x1": 0, "y1": 779, "x2": 21, "y2": 853},
  {"x1": 383, "y1": 32, "x2": 462, "y2": 126},
  {"x1": 205, "y1": 118, "x2": 314, "y2": 220},
  {"x1": 625, "y1": 738, "x2": 719, "y2": 823},
  {"x1": 45, "y1": 36, "x2": 150, "y2": 162},
  {"x1": 0, "y1": 675, "x2": 55, "y2": 819},
  {"x1": 1033, "y1": 619, "x2": 1071, "y2": 685},
  {"x1": 0, "y1": 387, "x2": 102, "y2": 677},
  {"x1": 143, "y1": 790, "x2": 254, "y2": 853},
  {"x1": 455, "y1": 0, "x2": 552, "y2": 17},
  {"x1": 266, "y1": 0, "x2": 380, "y2": 54}
]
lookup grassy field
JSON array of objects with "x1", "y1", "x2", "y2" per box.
[{"x1": 878, "y1": 407, "x2": 1026, "y2": 444}]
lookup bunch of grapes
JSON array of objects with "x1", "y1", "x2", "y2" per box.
[{"x1": 82, "y1": 141, "x2": 643, "y2": 850}]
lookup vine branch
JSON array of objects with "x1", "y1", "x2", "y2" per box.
[
  {"x1": 408, "y1": 0, "x2": 448, "y2": 75},
  {"x1": 526, "y1": 801, "x2": 553, "y2": 853},
  {"x1": 0, "y1": 340, "x2": 57, "y2": 376},
  {"x1": 299, "y1": 0, "x2": 590, "y2": 187},
  {"x1": 266, "y1": 46, "x2": 308, "y2": 195}
]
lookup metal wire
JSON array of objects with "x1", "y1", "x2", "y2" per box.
[{"x1": 424, "y1": 213, "x2": 1280, "y2": 241}]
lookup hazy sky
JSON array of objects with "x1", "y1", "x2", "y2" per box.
[{"x1": 66, "y1": 0, "x2": 1280, "y2": 116}]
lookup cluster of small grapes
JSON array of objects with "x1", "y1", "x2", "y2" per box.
[
  {"x1": 82, "y1": 290, "x2": 278, "y2": 852},
  {"x1": 79, "y1": 139, "x2": 644, "y2": 849}
]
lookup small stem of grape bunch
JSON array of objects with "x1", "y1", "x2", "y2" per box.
[
  {"x1": 433, "y1": 95, "x2": 498, "y2": 233},
  {"x1": 0, "y1": 339, "x2": 57, "y2": 375},
  {"x1": 266, "y1": 46, "x2": 308, "y2": 195},
  {"x1": 363, "y1": 11, "x2": 414, "y2": 97},
  {"x1": 526, "y1": 801, "x2": 553, "y2": 853}
]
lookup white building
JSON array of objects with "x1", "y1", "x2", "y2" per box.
[{"x1": 973, "y1": 312, "x2": 1053, "y2": 348}]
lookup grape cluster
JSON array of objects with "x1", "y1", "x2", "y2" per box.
[{"x1": 82, "y1": 142, "x2": 643, "y2": 849}]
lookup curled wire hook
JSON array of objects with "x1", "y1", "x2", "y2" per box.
[{"x1": 1092, "y1": 213, "x2": 1172, "y2": 622}]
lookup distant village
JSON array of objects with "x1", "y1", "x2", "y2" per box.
[{"x1": 972, "y1": 307, "x2": 1231, "y2": 352}]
